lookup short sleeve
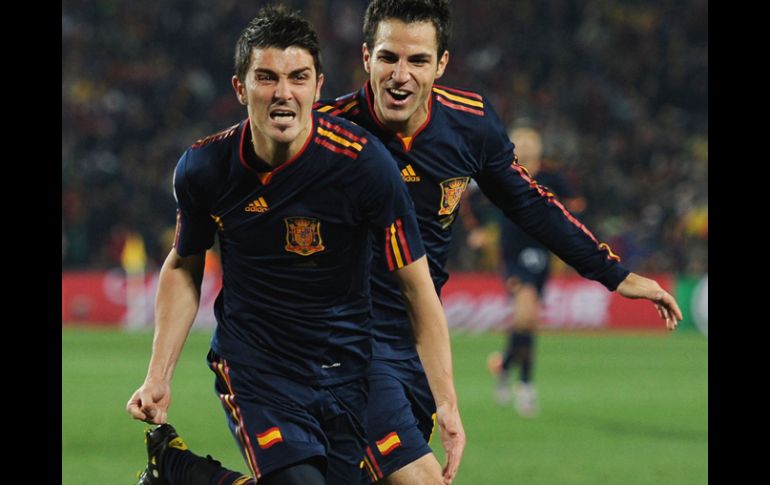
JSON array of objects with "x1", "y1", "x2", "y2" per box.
[{"x1": 172, "y1": 151, "x2": 217, "y2": 257}]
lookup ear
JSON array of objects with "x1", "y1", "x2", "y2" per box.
[
  {"x1": 231, "y1": 75, "x2": 247, "y2": 105},
  {"x1": 315, "y1": 73, "x2": 325, "y2": 102},
  {"x1": 362, "y1": 43, "x2": 371, "y2": 74},
  {"x1": 435, "y1": 50, "x2": 450, "y2": 80}
]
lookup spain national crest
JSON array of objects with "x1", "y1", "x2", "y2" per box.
[
  {"x1": 438, "y1": 177, "x2": 470, "y2": 215},
  {"x1": 284, "y1": 217, "x2": 325, "y2": 256}
]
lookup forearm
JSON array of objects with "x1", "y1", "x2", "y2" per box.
[
  {"x1": 144, "y1": 250, "x2": 205, "y2": 384},
  {"x1": 407, "y1": 294, "x2": 457, "y2": 407},
  {"x1": 398, "y1": 260, "x2": 458, "y2": 407}
]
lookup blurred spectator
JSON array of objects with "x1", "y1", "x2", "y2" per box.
[{"x1": 62, "y1": 0, "x2": 706, "y2": 274}]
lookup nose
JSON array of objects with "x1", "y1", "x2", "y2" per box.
[
  {"x1": 274, "y1": 78, "x2": 292, "y2": 101},
  {"x1": 391, "y1": 60, "x2": 410, "y2": 84}
]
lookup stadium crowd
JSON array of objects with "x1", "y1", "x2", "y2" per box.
[{"x1": 62, "y1": 0, "x2": 707, "y2": 276}]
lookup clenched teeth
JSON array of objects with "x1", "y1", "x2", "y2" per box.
[{"x1": 270, "y1": 111, "x2": 296, "y2": 120}]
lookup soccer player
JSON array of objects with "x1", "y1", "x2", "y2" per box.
[
  {"x1": 125, "y1": 6, "x2": 464, "y2": 485},
  {"x1": 161, "y1": 1, "x2": 682, "y2": 483},
  {"x1": 483, "y1": 126, "x2": 587, "y2": 416},
  {"x1": 314, "y1": 1, "x2": 682, "y2": 483}
]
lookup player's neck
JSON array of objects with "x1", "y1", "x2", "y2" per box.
[
  {"x1": 376, "y1": 99, "x2": 429, "y2": 138},
  {"x1": 250, "y1": 124, "x2": 312, "y2": 167}
]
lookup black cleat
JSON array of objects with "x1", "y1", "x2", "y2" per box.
[{"x1": 136, "y1": 424, "x2": 188, "y2": 485}]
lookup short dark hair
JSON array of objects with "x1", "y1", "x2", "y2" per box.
[
  {"x1": 363, "y1": 0, "x2": 451, "y2": 57},
  {"x1": 234, "y1": 5, "x2": 323, "y2": 82}
]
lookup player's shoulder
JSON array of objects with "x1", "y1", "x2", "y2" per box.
[
  {"x1": 314, "y1": 110, "x2": 379, "y2": 160},
  {"x1": 314, "y1": 111, "x2": 395, "y2": 176},
  {"x1": 314, "y1": 89, "x2": 362, "y2": 118},
  {"x1": 432, "y1": 84, "x2": 500, "y2": 127},
  {"x1": 184, "y1": 122, "x2": 242, "y2": 163},
  {"x1": 177, "y1": 121, "x2": 243, "y2": 181}
]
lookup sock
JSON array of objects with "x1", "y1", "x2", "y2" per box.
[
  {"x1": 501, "y1": 330, "x2": 525, "y2": 372},
  {"x1": 516, "y1": 331, "x2": 534, "y2": 383}
]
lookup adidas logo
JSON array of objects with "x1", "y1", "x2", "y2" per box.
[
  {"x1": 245, "y1": 197, "x2": 269, "y2": 213},
  {"x1": 401, "y1": 164, "x2": 421, "y2": 182}
]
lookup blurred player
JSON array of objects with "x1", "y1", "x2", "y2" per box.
[
  {"x1": 314, "y1": 0, "x2": 681, "y2": 483},
  {"x1": 484, "y1": 126, "x2": 586, "y2": 416},
  {"x1": 125, "y1": 6, "x2": 464, "y2": 485}
]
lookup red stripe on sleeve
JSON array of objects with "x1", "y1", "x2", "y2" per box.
[
  {"x1": 436, "y1": 96, "x2": 484, "y2": 116},
  {"x1": 434, "y1": 84, "x2": 484, "y2": 100},
  {"x1": 384, "y1": 226, "x2": 395, "y2": 271},
  {"x1": 173, "y1": 211, "x2": 182, "y2": 249},
  {"x1": 318, "y1": 118, "x2": 367, "y2": 144},
  {"x1": 314, "y1": 138, "x2": 359, "y2": 159},
  {"x1": 509, "y1": 161, "x2": 620, "y2": 253}
]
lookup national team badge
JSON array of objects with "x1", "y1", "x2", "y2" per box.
[
  {"x1": 438, "y1": 177, "x2": 470, "y2": 215},
  {"x1": 284, "y1": 217, "x2": 325, "y2": 255}
]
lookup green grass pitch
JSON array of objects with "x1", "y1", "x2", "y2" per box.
[{"x1": 62, "y1": 328, "x2": 707, "y2": 484}]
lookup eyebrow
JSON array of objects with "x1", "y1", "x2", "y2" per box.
[
  {"x1": 253, "y1": 67, "x2": 313, "y2": 77},
  {"x1": 378, "y1": 49, "x2": 433, "y2": 61}
]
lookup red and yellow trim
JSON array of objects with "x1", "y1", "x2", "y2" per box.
[
  {"x1": 173, "y1": 211, "x2": 182, "y2": 249},
  {"x1": 598, "y1": 243, "x2": 621, "y2": 262},
  {"x1": 210, "y1": 359, "x2": 262, "y2": 479},
  {"x1": 191, "y1": 123, "x2": 239, "y2": 149},
  {"x1": 314, "y1": 93, "x2": 358, "y2": 116},
  {"x1": 315, "y1": 118, "x2": 367, "y2": 160},
  {"x1": 509, "y1": 160, "x2": 621, "y2": 261},
  {"x1": 433, "y1": 85, "x2": 484, "y2": 116},
  {"x1": 384, "y1": 218, "x2": 414, "y2": 271},
  {"x1": 433, "y1": 84, "x2": 484, "y2": 100},
  {"x1": 239, "y1": 118, "x2": 314, "y2": 185},
  {"x1": 364, "y1": 446, "x2": 384, "y2": 481}
]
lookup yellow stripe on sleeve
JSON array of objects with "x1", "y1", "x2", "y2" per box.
[
  {"x1": 432, "y1": 88, "x2": 484, "y2": 108},
  {"x1": 389, "y1": 224, "x2": 404, "y2": 268}
]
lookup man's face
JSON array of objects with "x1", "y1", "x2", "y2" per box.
[
  {"x1": 363, "y1": 20, "x2": 448, "y2": 133},
  {"x1": 232, "y1": 46, "x2": 323, "y2": 150}
]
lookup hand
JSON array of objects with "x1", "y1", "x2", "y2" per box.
[
  {"x1": 616, "y1": 272, "x2": 683, "y2": 330},
  {"x1": 436, "y1": 401, "x2": 466, "y2": 484},
  {"x1": 126, "y1": 380, "x2": 171, "y2": 424}
]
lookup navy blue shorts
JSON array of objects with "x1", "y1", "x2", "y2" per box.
[
  {"x1": 504, "y1": 246, "x2": 551, "y2": 295},
  {"x1": 360, "y1": 357, "x2": 436, "y2": 483},
  {"x1": 207, "y1": 350, "x2": 368, "y2": 484}
]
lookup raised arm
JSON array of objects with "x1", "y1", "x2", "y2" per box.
[
  {"x1": 126, "y1": 248, "x2": 205, "y2": 424},
  {"x1": 394, "y1": 256, "x2": 465, "y2": 484}
]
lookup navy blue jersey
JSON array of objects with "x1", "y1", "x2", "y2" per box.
[
  {"x1": 316, "y1": 83, "x2": 628, "y2": 359},
  {"x1": 172, "y1": 111, "x2": 425, "y2": 386},
  {"x1": 500, "y1": 171, "x2": 575, "y2": 259}
]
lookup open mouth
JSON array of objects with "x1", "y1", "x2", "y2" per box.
[
  {"x1": 387, "y1": 88, "x2": 411, "y2": 102},
  {"x1": 270, "y1": 110, "x2": 296, "y2": 122}
]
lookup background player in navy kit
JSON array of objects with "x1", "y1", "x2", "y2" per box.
[
  {"x1": 483, "y1": 126, "x2": 587, "y2": 416},
  {"x1": 125, "y1": 6, "x2": 464, "y2": 485},
  {"x1": 314, "y1": 1, "x2": 682, "y2": 483}
]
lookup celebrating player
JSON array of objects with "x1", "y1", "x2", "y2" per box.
[{"x1": 126, "y1": 6, "x2": 464, "y2": 485}]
